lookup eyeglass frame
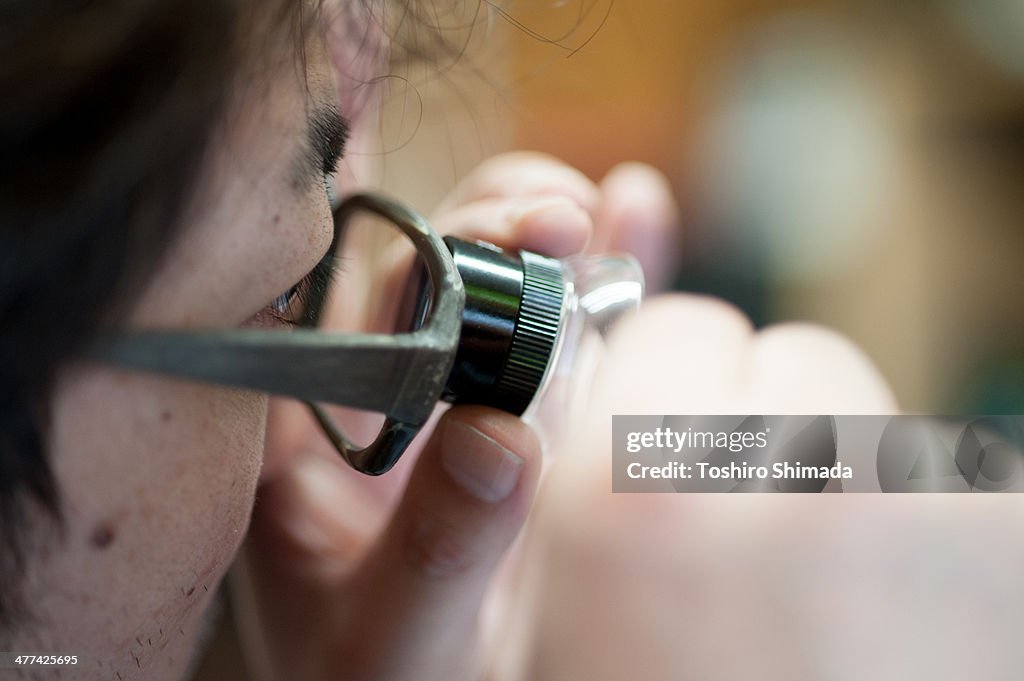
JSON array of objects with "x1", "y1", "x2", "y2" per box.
[{"x1": 96, "y1": 192, "x2": 465, "y2": 475}]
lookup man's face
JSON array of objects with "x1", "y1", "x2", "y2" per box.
[{"x1": 19, "y1": 14, "x2": 382, "y2": 679}]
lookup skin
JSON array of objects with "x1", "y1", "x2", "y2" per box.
[
  {"x1": 18, "y1": 25, "x2": 342, "y2": 681},
  {"x1": 235, "y1": 150, "x2": 900, "y2": 681},
  {"x1": 18, "y1": 6, "x2": 1008, "y2": 681}
]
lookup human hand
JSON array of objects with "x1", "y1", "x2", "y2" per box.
[
  {"x1": 493, "y1": 298, "x2": 1024, "y2": 681},
  {"x1": 234, "y1": 152, "x2": 680, "y2": 681}
]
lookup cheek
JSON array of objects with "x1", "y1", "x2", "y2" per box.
[{"x1": 34, "y1": 365, "x2": 265, "y2": 674}]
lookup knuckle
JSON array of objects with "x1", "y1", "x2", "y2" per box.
[
  {"x1": 752, "y1": 322, "x2": 897, "y2": 410},
  {"x1": 636, "y1": 294, "x2": 755, "y2": 340},
  {"x1": 402, "y1": 514, "x2": 475, "y2": 579}
]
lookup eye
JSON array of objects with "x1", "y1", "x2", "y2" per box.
[
  {"x1": 266, "y1": 250, "x2": 341, "y2": 327},
  {"x1": 271, "y1": 282, "x2": 303, "y2": 317}
]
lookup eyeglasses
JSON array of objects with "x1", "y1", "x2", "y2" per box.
[
  {"x1": 99, "y1": 193, "x2": 467, "y2": 475},
  {"x1": 98, "y1": 192, "x2": 645, "y2": 475}
]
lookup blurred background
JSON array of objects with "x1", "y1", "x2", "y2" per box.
[
  {"x1": 372, "y1": 0, "x2": 1024, "y2": 416},
  {"x1": 198, "y1": 0, "x2": 1024, "y2": 676}
]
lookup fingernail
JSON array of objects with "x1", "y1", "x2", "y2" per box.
[{"x1": 441, "y1": 421, "x2": 524, "y2": 503}]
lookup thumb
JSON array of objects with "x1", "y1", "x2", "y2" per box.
[{"x1": 337, "y1": 405, "x2": 542, "y2": 681}]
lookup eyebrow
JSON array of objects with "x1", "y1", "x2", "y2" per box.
[{"x1": 297, "y1": 105, "x2": 351, "y2": 191}]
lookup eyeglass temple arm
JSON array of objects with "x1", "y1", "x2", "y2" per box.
[
  {"x1": 96, "y1": 192, "x2": 464, "y2": 476},
  {"x1": 98, "y1": 329, "x2": 452, "y2": 425}
]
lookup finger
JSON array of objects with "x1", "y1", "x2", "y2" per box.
[
  {"x1": 431, "y1": 195, "x2": 593, "y2": 257},
  {"x1": 261, "y1": 396, "x2": 314, "y2": 483},
  {"x1": 354, "y1": 193, "x2": 593, "y2": 339},
  {"x1": 435, "y1": 151, "x2": 601, "y2": 217},
  {"x1": 748, "y1": 322, "x2": 899, "y2": 413},
  {"x1": 589, "y1": 294, "x2": 755, "y2": 416},
  {"x1": 249, "y1": 448, "x2": 383, "y2": 583},
  {"x1": 592, "y1": 163, "x2": 681, "y2": 292},
  {"x1": 233, "y1": 446, "x2": 386, "y2": 680},
  {"x1": 339, "y1": 406, "x2": 543, "y2": 681}
]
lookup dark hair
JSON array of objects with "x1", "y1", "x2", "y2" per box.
[
  {"x1": 0, "y1": 0, "x2": 323, "y2": 627},
  {"x1": 0, "y1": 0, "x2": 496, "y2": 629}
]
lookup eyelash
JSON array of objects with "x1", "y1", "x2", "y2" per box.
[
  {"x1": 268, "y1": 251, "x2": 342, "y2": 328},
  {"x1": 270, "y1": 283, "x2": 304, "y2": 317},
  {"x1": 270, "y1": 134, "x2": 346, "y2": 327}
]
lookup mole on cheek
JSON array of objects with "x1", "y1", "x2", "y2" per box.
[
  {"x1": 90, "y1": 523, "x2": 116, "y2": 550},
  {"x1": 161, "y1": 410, "x2": 172, "y2": 423}
]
